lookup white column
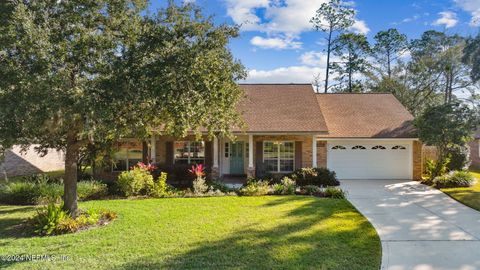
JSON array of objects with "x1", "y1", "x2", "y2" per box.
[
  {"x1": 213, "y1": 136, "x2": 219, "y2": 168},
  {"x1": 312, "y1": 135, "x2": 317, "y2": 167},
  {"x1": 248, "y1": 134, "x2": 254, "y2": 168},
  {"x1": 150, "y1": 135, "x2": 156, "y2": 163}
]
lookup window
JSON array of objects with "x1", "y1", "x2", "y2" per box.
[
  {"x1": 332, "y1": 145, "x2": 346, "y2": 150},
  {"x1": 352, "y1": 145, "x2": 366, "y2": 150},
  {"x1": 372, "y1": 145, "x2": 386, "y2": 150},
  {"x1": 392, "y1": 145, "x2": 406, "y2": 150},
  {"x1": 263, "y1": 141, "x2": 295, "y2": 172},
  {"x1": 225, "y1": 142, "x2": 229, "y2": 158},
  {"x1": 112, "y1": 147, "x2": 143, "y2": 171},
  {"x1": 174, "y1": 141, "x2": 205, "y2": 164}
]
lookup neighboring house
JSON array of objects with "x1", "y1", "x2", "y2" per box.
[
  {"x1": 105, "y1": 84, "x2": 422, "y2": 181},
  {"x1": 0, "y1": 145, "x2": 65, "y2": 179},
  {"x1": 469, "y1": 130, "x2": 480, "y2": 169}
]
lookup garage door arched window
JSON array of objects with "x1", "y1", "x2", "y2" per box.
[
  {"x1": 392, "y1": 145, "x2": 406, "y2": 150},
  {"x1": 352, "y1": 145, "x2": 366, "y2": 150},
  {"x1": 372, "y1": 145, "x2": 386, "y2": 150},
  {"x1": 332, "y1": 145, "x2": 346, "y2": 150}
]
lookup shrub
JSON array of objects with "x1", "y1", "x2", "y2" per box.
[
  {"x1": 433, "y1": 171, "x2": 476, "y2": 188},
  {"x1": 290, "y1": 168, "x2": 339, "y2": 187},
  {"x1": 238, "y1": 180, "x2": 270, "y2": 196},
  {"x1": 117, "y1": 167, "x2": 154, "y2": 196},
  {"x1": 446, "y1": 145, "x2": 470, "y2": 171},
  {"x1": 149, "y1": 172, "x2": 170, "y2": 197},
  {"x1": 190, "y1": 164, "x2": 208, "y2": 195},
  {"x1": 77, "y1": 180, "x2": 108, "y2": 200},
  {"x1": 323, "y1": 187, "x2": 346, "y2": 199},
  {"x1": 34, "y1": 203, "x2": 68, "y2": 235},
  {"x1": 271, "y1": 177, "x2": 296, "y2": 195},
  {"x1": 299, "y1": 185, "x2": 322, "y2": 195},
  {"x1": 424, "y1": 158, "x2": 449, "y2": 182},
  {"x1": 271, "y1": 183, "x2": 284, "y2": 195},
  {"x1": 32, "y1": 204, "x2": 117, "y2": 236},
  {"x1": 209, "y1": 181, "x2": 235, "y2": 193}
]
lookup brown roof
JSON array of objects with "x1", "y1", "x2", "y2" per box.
[
  {"x1": 237, "y1": 84, "x2": 327, "y2": 133},
  {"x1": 315, "y1": 93, "x2": 416, "y2": 138}
]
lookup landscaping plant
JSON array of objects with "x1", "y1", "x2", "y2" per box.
[
  {"x1": 189, "y1": 164, "x2": 208, "y2": 195},
  {"x1": 433, "y1": 171, "x2": 476, "y2": 188},
  {"x1": 290, "y1": 168, "x2": 340, "y2": 187},
  {"x1": 117, "y1": 166, "x2": 155, "y2": 196}
]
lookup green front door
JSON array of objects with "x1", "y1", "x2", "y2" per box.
[{"x1": 230, "y1": 142, "x2": 244, "y2": 175}]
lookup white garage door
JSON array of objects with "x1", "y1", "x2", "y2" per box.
[{"x1": 327, "y1": 141, "x2": 413, "y2": 180}]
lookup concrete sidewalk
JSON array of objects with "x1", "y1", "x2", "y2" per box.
[{"x1": 341, "y1": 180, "x2": 480, "y2": 270}]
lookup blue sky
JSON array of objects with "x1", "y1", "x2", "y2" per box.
[{"x1": 149, "y1": 0, "x2": 480, "y2": 84}]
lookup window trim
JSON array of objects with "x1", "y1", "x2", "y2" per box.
[
  {"x1": 262, "y1": 141, "x2": 295, "y2": 173},
  {"x1": 173, "y1": 141, "x2": 206, "y2": 165},
  {"x1": 392, "y1": 145, "x2": 406, "y2": 150},
  {"x1": 372, "y1": 145, "x2": 386, "y2": 150},
  {"x1": 352, "y1": 145, "x2": 366, "y2": 150},
  {"x1": 332, "y1": 145, "x2": 346, "y2": 150}
]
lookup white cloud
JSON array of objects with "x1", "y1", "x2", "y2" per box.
[
  {"x1": 244, "y1": 65, "x2": 325, "y2": 84},
  {"x1": 350, "y1": 20, "x2": 370, "y2": 34},
  {"x1": 433, "y1": 11, "x2": 459, "y2": 28},
  {"x1": 225, "y1": 0, "x2": 369, "y2": 35},
  {"x1": 250, "y1": 36, "x2": 302, "y2": 50},
  {"x1": 454, "y1": 0, "x2": 480, "y2": 26}
]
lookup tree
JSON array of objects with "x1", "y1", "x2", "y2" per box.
[
  {"x1": 463, "y1": 33, "x2": 480, "y2": 83},
  {"x1": 372, "y1": 28, "x2": 408, "y2": 79},
  {"x1": 415, "y1": 102, "x2": 478, "y2": 178},
  {"x1": 310, "y1": 0, "x2": 355, "y2": 93},
  {"x1": 331, "y1": 33, "x2": 370, "y2": 92},
  {"x1": 0, "y1": 1, "x2": 245, "y2": 216}
]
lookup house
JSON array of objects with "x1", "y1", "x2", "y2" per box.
[{"x1": 108, "y1": 84, "x2": 422, "y2": 181}]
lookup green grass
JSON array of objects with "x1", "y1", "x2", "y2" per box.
[
  {"x1": 0, "y1": 196, "x2": 381, "y2": 270},
  {"x1": 441, "y1": 171, "x2": 480, "y2": 211}
]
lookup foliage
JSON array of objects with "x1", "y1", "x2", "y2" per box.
[
  {"x1": 149, "y1": 172, "x2": 170, "y2": 198},
  {"x1": 0, "y1": 1, "x2": 246, "y2": 215},
  {"x1": 331, "y1": 33, "x2": 371, "y2": 92},
  {"x1": 299, "y1": 185, "x2": 322, "y2": 196},
  {"x1": 441, "y1": 170, "x2": 480, "y2": 211},
  {"x1": 33, "y1": 203, "x2": 117, "y2": 236},
  {"x1": 446, "y1": 144, "x2": 470, "y2": 171},
  {"x1": 424, "y1": 159, "x2": 449, "y2": 181},
  {"x1": 0, "y1": 179, "x2": 107, "y2": 205},
  {"x1": 310, "y1": 0, "x2": 355, "y2": 92},
  {"x1": 415, "y1": 101, "x2": 478, "y2": 178},
  {"x1": 239, "y1": 180, "x2": 271, "y2": 196},
  {"x1": 433, "y1": 171, "x2": 476, "y2": 188},
  {"x1": 190, "y1": 164, "x2": 208, "y2": 195},
  {"x1": 372, "y1": 28, "x2": 408, "y2": 78},
  {"x1": 117, "y1": 167, "x2": 154, "y2": 196},
  {"x1": 290, "y1": 168, "x2": 340, "y2": 187},
  {"x1": 271, "y1": 177, "x2": 296, "y2": 195},
  {"x1": 135, "y1": 162, "x2": 158, "y2": 172},
  {"x1": 323, "y1": 187, "x2": 347, "y2": 199},
  {"x1": 463, "y1": 33, "x2": 480, "y2": 83}
]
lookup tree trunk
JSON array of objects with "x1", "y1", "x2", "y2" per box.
[
  {"x1": 324, "y1": 27, "x2": 333, "y2": 93},
  {"x1": 348, "y1": 51, "x2": 353, "y2": 92},
  {"x1": 387, "y1": 50, "x2": 391, "y2": 79},
  {"x1": 64, "y1": 137, "x2": 80, "y2": 217}
]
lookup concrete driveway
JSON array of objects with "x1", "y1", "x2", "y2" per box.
[{"x1": 341, "y1": 180, "x2": 480, "y2": 270}]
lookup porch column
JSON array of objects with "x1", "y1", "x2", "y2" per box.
[
  {"x1": 312, "y1": 135, "x2": 317, "y2": 167},
  {"x1": 212, "y1": 136, "x2": 219, "y2": 180},
  {"x1": 150, "y1": 135, "x2": 156, "y2": 163},
  {"x1": 247, "y1": 134, "x2": 255, "y2": 177}
]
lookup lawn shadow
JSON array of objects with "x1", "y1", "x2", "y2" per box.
[{"x1": 117, "y1": 197, "x2": 380, "y2": 270}]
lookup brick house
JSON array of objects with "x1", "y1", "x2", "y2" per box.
[{"x1": 107, "y1": 84, "x2": 422, "y2": 181}]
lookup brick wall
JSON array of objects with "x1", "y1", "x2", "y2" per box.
[
  {"x1": 413, "y1": 141, "x2": 422, "y2": 180},
  {"x1": 0, "y1": 145, "x2": 65, "y2": 179},
  {"x1": 317, "y1": 141, "x2": 327, "y2": 168}
]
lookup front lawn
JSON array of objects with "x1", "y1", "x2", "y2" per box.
[
  {"x1": 441, "y1": 171, "x2": 480, "y2": 211},
  {"x1": 0, "y1": 196, "x2": 381, "y2": 270}
]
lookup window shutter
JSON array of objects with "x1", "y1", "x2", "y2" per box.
[
  {"x1": 295, "y1": 141, "x2": 302, "y2": 169},
  {"x1": 165, "y1": 141, "x2": 174, "y2": 165},
  {"x1": 204, "y1": 141, "x2": 213, "y2": 171},
  {"x1": 255, "y1": 141, "x2": 263, "y2": 171}
]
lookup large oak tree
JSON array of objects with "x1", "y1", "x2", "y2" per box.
[{"x1": 0, "y1": 1, "x2": 245, "y2": 215}]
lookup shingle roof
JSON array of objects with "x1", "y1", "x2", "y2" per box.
[
  {"x1": 315, "y1": 93, "x2": 416, "y2": 138},
  {"x1": 237, "y1": 84, "x2": 328, "y2": 133}
]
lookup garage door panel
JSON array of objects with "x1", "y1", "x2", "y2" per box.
[{"x1": 327, "y1": 142, "x2": 412, "y2": 180}]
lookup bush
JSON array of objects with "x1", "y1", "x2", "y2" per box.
[
  {"x1": 433, "y1": 171, "x2": 476, "y2": 188},
  {"x1": 290, "y1": 168, "x2": 339, "y2": 187},
  {"x1": 149, "y1": 172, "x2": 170, "y2": 198},
  {"x1": 239, "y1": 180, "x2": 270, "y2": 196},
  {"x1": 446, "y1": 145, "x2": 470, "y2": 171},
  {"x1": 323, "y1": 187, "x2": 346, "y2": 199},
  {"x1": 33, "y1": 203, "x2": 117, "y2": 236},
  {"x1": 272, "y1": 177, "x2": 296, "y2": 195},
  {"x1": 423, "y1": 159, "x2": 449, "y2": 182},
  {"x1": 117, "y1": 167, "x2": 154, "y2": 196},
  {"x1": 77, "y1": 180, "x2": 108, "y2": 200},
  {"x1": 299, "y1": 185, "x2": 322, "y2": 195}
]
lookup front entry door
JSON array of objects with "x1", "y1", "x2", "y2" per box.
[{"x1": 230, "y1": 142, "x2": 244, "y2": 175}]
